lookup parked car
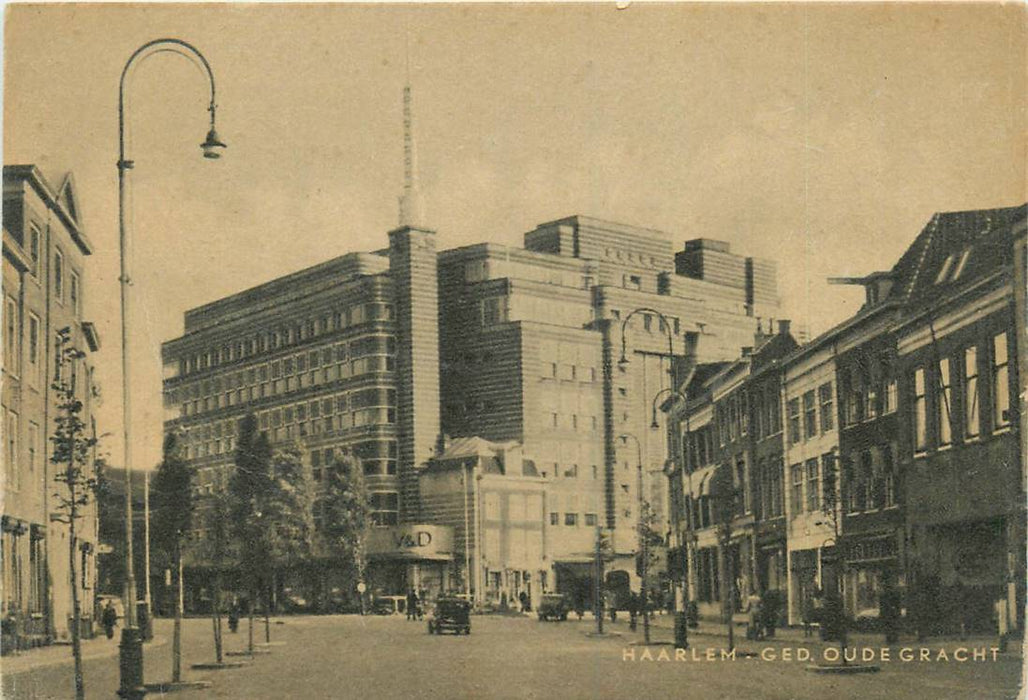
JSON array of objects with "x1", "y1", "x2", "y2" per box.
[
  {"x1": 537, "y1": 594, "x2": 571, "y2": 622},
  {"x1": 427, "y1": 597, "x2": 471, "y2": 635}
]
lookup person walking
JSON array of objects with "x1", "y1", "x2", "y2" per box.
[
  {"x1": 746, "y1": 591, "x2": 763, "y2": 641},
  {"x1": 519, "y1": 590, "x2": 529, "y2": 614},
  {"x1": 406, "y1": 590, "x2": 418, "y2": 621},
  {"x1": 228, "y1": 602, "x2": 240, "y2": 634},
  {"x1": 102, "y1": 601, "x2": 118, "y2": 640}
]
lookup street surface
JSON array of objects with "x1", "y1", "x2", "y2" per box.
[{"x1": 3, "y1": 614, "x2": 1022, "y2": 699}]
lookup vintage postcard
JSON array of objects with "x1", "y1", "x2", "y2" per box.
[{"x1": 1, "y1": 3, "x2": 1024, "y2": 699}]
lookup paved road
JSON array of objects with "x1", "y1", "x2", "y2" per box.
[{"x1": 3, "y1": 614, "x2": 1022, "y2": 699}]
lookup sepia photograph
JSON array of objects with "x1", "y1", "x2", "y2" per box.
[{"x1": 0, "y1": 2, "x2": 1024, "y2": 698}]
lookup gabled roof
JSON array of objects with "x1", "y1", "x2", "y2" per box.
[
  {"x1": 53, "y1": 172, "x2": 83, "y2": 227},
  {"x1": 3, "y1": 164, "x2": 93, "y2": 255},
  {"x1": 435, "y1": 436, "x2": 515, "y2": 462},
  {"x1": 901, "y1": 204, "x2": 1026, "y2": 312},
  {"x1": 684, "y1": 361, "x2": 733, "y2": 397}
]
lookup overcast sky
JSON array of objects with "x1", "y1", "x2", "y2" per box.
[{"x1": 4, "y1": 3, "x2": 1024, "y2": 472}]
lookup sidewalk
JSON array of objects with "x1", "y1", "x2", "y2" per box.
[
  {"x1": 1, "y1": 630, "x2": 168, "y2": 676},
  {"x1": 608, "y1": 612, "x2": 1022, "y2": 657}
]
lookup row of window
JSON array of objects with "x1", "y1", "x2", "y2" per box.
[
  {"x1": 548, "y1": 512, "x2": 600, "y2": 527},
  {"x1": 174, "y1": 358, "x2": 396, "y2": 418},
  {"x1": 843, "y1": 447, "x2": 897, "y2": 513},
  {"x1": 912, "y1": 332, "x2": 1011, "y2": 453},
  {"x1": 173, "y1": 335, "x2": 394, "y2": 400},
  {"x1": 2, "y1": 408, "x2": 42, "y2": 495},
  {"x1": 609, "y1": 309, "x2": 684, "y2": 337},
  {"x1": 177, "y1": 302, "x2": 394, "y2": 376},
  {"x1": 548, "y1": 413, "x2": 600, "y2": 432},
  {"x1": 787, "y1": 383, "x2": 837, "y2": 444},
  {"x1": 543, "y1": 363, "x2": 599, "y2": 383}
]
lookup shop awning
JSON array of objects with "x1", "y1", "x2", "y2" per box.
[
  {"x1": 684, "y1": 464, "x2": 724, "y2": 499},
  {"x1": 682, "y1": 460, "x2": 731, "y2": 499}
]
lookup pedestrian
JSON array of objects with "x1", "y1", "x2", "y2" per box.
[
  {"x1": 574, "y1": 595, "x2": 585, "y2": 621},
  {"x1": 801, "y1": 591, "x2": 816, "y2": 638},
  {"x1": 880, "y1": 582, "x2": 901, "y2": 645},
  {"x1": 519, "y1": 591, "x2": 528, "y2": 614},
  {"x1": 746, "y1": 591, "x2": 763, "y2": 640},
  {"x1": 628, "y1": 592, "x2": 639, "y2": 632},
  {"x1": 406, "y1": 590, "x2": 418, "y2": 621},
  {"x1": 102, "y1": 600, "x2": 118, "y2": 640},
  {"x1": 228, "y1": 602, "x2": 240, "y2": 634},
  {"x1": 811, "y1": 588, "x2": 825, "y2": 640}
]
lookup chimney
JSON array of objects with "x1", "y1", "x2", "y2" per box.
[{"x1": 777, "y1": 319, "x2": 791, "y2": 337}]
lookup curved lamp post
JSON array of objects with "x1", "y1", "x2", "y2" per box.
[
  {"x1": 617, "y1": 433, "x2": 650, "y2": 645},
  {"x1": 618, "y1": 307, "x2": 674, "y2": 370},
  {"x1": 651, "y1": 385, "x2": 694, "y2": 649},
  {"x1": 117, "y1": 38, "x2": 225, "y2": 700}
]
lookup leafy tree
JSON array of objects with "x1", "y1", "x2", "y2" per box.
[
  {"x1": 321, "y1": 451, "x2": 370, "y2": 612},
  {"x1": 150, "y1": 432, "x2": 193, "y2": 682},
  {"x1": 192, "y1": 490, "x2": 232, "y2": 664},
  {"x1": 266, "y1": 443, "x2": 316, "y2": 569},
  {"x1": 49, "y1": 329, "x2": 98, "y2": 700},
  {"x1": 259, "y1": 442, "x2": 315, "y2": 638},
  {"x1": 228, "y1": 414, "x2": 272, "y2": 653}
]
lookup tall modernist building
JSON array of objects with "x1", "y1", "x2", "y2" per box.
[
  {"x1": 2, "y1": 165, "x2": 102, "y2": 650},
  {"x1": 434, "y1": 220, "x2": 781, "y2": 606},
  {"x1": 161, "y1": 85, "x2": 781, "y2": 606}
]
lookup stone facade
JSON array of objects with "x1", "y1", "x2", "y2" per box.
[{"x1": 2, "y1": 164, "x2": 101, "y2": 649}]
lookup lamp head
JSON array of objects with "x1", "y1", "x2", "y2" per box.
[{"x1": 201, "y1": 128, "x2": 227, "y2": 159}]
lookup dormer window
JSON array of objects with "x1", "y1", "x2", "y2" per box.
[
  {"x1": 935, "y1": 254, "x2": 955, "y2": 284},
  {"x1": 951, "y1": 248, "x2": 971, "y2": 280},
  {"x1": 935, "y1": 248, "x2": 971, "y2": 285}
]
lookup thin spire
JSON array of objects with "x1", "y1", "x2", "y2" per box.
[{"x1": 398, "y1": 25, "x2": 424, "y2": 228}]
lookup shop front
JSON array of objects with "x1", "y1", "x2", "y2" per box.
[
  {"x1": 841, "y1": 531, "x2": 901, "y2": 629},
  {"x1": 366, "y1": 524, "x2": 455, "y2": 602}
]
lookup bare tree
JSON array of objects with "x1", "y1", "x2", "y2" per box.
[{"x1": 49, "y1": 328, "x2": 98, "y2": 700}]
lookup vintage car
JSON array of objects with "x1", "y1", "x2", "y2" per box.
[
  {"x1": 537, "y1": 593, "x2": 571, "y2": 622},
  {"x1": 427, "y1": 597, "x2": 471, "y2": 635}
]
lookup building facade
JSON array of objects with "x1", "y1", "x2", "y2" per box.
[
  {"x1": 672, "y1": 324, "x2": 796, "y2": 621},
  {"x1": 2, "y1": 164, "x2": 101, "y2": 650},
  {"x1": 664, "y1": 202, "x2": 1025, "y2": 641},
  {"x1": 895, "y1": 206, "x2": 1025, "y2": 635},
  {"x1": 781, "y1": 335, "x2": 838, "y2": 626}
]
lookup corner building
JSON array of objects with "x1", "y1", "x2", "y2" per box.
[
  {"x1": 163, "y1": 213, "x2": 780, "y2": 606},
  {"x1": 435, "y1": 216, "x2": 781, "y2": 606}
]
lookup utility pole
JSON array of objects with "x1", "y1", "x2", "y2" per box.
[{"x1": 594, "y1": 526, "x2": 605, "y2": 635}]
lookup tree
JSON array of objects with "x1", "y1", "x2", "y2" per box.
[
  {"x1": 49, "y1": 328, "x2": 98, "y2": 700},
  {"x1": 150, "y1": 432, "x2": 193, "y2": 683},
  {"x1": 320, "y1": 451, "x2": 370, "y2": 613},
  {"x1": 228, "y1": 414, "x2": 272, "y2": 653},
  {"x1": 260, "y1": 442, "x2": 315, "y2": 638},
  {"x1": 193, "y1": 490, "x2": 232, "y2": 665}
]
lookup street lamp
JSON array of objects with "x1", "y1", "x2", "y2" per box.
[
  {"x1": 651, "y1": 385, "x2": 693, "y2": 649},
  {"x1": 117, "y1": 38, "x2": 225, "y2": 700},
  {"x1": 618, "y1": 433, "x2": 650, "y2": 645}
]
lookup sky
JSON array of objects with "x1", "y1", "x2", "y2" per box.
[{"x1": 3, "y1": 2, "x2": 1024, "y2": 473}]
